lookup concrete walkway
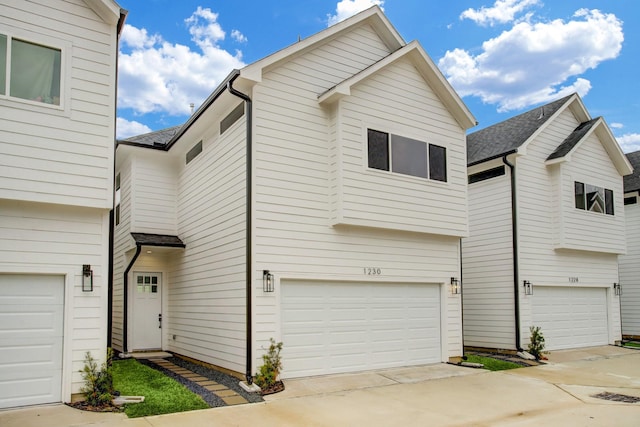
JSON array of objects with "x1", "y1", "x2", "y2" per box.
[{"x1": 2, "y1": 346, "x2": 639, "y2": 426}]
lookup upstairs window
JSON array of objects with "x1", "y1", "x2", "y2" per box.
[
  {"x1": 0, "y1": 34, "x2": 61, "y2": 105},
  {"x1": 367, "y1": 129, "x2": 447, "y2": 182},
  {"x1": 574, "y1": 181, "x2": 614, "y2": 215}
]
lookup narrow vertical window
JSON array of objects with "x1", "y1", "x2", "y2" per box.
[
  {"x1": 429, "y1": 144, "x2": 447, "y2": 182},
  {"x1": 605, "y1": 189, "x2": 614, "y2": 215},
  {"x1": 367, "y1": 129, "x2": 389, "y2": 171},
  {"x1": 115, "y1": 173, "x2": 121, "y2": 226},
  {"x1": 574, "y1": 182, "x2": 585, "y2": 210},
  {"x1": 0, "y1": 34, "x2": 6, "y2": 95}
]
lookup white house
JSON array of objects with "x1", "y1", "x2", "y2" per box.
[
  {"x1": 0, "y1": 0, "x2": 125, "y2": 408},
  {"x1": 462, "y1": 93, "x2": 631, "y2": 353},
  {"x1": 112, "y1": 6, "x2": 476, "y2": 382},
  {"x1": 619, "y1": 151, "x2": 640, "y2": 339}
]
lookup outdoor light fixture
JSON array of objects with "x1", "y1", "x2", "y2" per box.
[
  {"x1": 450, "y1": 277, "x2": 460, "y2": 295},
  {"x1": 263, "y1": 270, "x2": 274, "y2": 293},
  {"x1": 614, "y1": 282, "x2": 622, "y2": 296},
  {"x1": 82, "y1": 264, "x2": 93, "y2": 292},
  {"x1": 523, "y1": 280, "x2": 533, "y2": 296}
]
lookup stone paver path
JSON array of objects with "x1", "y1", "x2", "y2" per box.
[{"x1": 147, "y1": 358, "x2": 249, "y2": 406}]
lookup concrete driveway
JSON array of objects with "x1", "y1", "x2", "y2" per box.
[{"x1": 1, "y1": 346, "x2": 639, "y2": 426}]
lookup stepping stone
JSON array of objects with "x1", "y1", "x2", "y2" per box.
[
  {"x1": 222, "y1": 395, "x2": 248, "y2": 405},
  {"x1": 205, "y1": 384, "x2": 228, "y2": 392},
  {"x1": 215, "y1": 389, "x2": 238, "y2": 398},
  {"x1": 181, "y1": 373, "x2": 203, "y2": 379},
  {"x1": 195, "y1": 380, "x2": 219, "y2": 386}
]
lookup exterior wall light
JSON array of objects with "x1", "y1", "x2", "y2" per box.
[
  {"x1": 263, "y1": 270, "x2": 274, "y2": 292},
  {"x1": 82, "y1": 264, "x2": 93, "y2": 292},
  {"x1": 523, "y1": 280, "x2": 533, "y2": 296},
  {"x1": 614, "y1": 282, "x2": 622, "y2": 296},
  {"x1": 450, "y1": 277, "x2": 460, "y2": 295}
]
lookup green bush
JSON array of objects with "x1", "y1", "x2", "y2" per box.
[
  {"x1": 254, "y1": 338, "x2": 283, "y2": 389},
  {"x1": 528, "y1": 326, "x2": 546, "y2": 360},
  {"x1": 80, "y1": 348, "x2": 115, "y2": 406}
]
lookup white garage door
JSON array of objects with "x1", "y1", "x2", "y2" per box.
[
  {"x1": 0, "y1": 275, "x2": 64, "y2": 409},
  {"x1": 532, "y1": 286, "x2": 608, "y2": 350},
  {"x1": 281, "y1": 281, "x2": 441, "y2": 378}
]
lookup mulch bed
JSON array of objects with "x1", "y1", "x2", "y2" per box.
[
  {"x1": 260, "y1": 380, "x2": 285, "y2": 395},
  {"x1": 66, "y1": 400, "x2": 123, "y2": 413}
]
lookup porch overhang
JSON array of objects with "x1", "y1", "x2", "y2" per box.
[{"x1": 131, "y1": 233, "x2": 186, "y2": 248}]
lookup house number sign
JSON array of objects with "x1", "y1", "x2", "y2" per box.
[
  {"x1": 364, "y1": 267, "x2": 382, "y2": 275},
  {"x1": 569, "y1": 277, "x2": 579, "y2": 283}
]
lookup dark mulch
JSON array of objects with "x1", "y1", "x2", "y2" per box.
[
  {"x1": 260, "y1": 380, "x2": 285, "y2": 396},
  {"x1": 66, "y1": 400, "x2": 122, "y2": 413},
  {"x1": 139, "y1": 356, "x2": 265, "y2": 407}
]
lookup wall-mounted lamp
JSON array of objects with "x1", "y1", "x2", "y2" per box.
[
  {"x1": 614, "y1": 282, "x2": 622, "y2": 296},
  {"x1": 82, "y1": 264, "x2": 93, "y2": 292},
  {"x1": 450, "y1": 277, "x2": 461, "y2": 295},
  {"x1": 263, "y1": 270, "x2": 274, "y2": 293},
  {"x1": 523, "y1": 280, "x2": 533, "y2": 296}
]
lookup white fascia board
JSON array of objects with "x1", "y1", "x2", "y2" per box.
[{"x1": 84, "y1": 0, "x2": 121, "y2": 25}]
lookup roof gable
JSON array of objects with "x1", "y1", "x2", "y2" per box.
[
  {"x1": 318, "y1": 40, "x2": 475, "y2": 130},
  {"x1": 545, "y1": 117, "x2": 632, "y2": 176},
  {"x1": 84, "y1": 0, "x2": 122, "y2": 26},
  {"x1": 240, "y1": 6, "x2": 404, "y2": 83},
  {"x1": 467, "y1": 94, "x2": 576, "y2": 166}
]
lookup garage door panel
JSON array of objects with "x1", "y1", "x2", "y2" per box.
[
  {"x1": 0, "y1": 275, "x2": 64, "y2": 409},
  {"x1": 532, "y1": 287, "x2": 608, "y2": 350},
  {"x1": 282, "y1": 281, "x2": 441, "y2": 378}
]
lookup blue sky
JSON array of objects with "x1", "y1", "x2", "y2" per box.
[{"x1": 115, "y1": 0, "x2": 640, "y2": 152}]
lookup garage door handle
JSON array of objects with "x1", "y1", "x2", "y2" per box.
[{"x1": 158, "y1": 313, "x2": 162, "y2": 329}]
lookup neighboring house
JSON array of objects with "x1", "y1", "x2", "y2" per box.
[
  {"x1": 0, "y1": 0, "x2": 125, "y2": 408},
  {"x1": 462, "y1": 93, "x2": 632, "y2": 353},
  {"x1": 619, "y1": 151, "x2": 640, "y2": 340},
  {"x1": 112, "y1": 6, "x2": 476, "y2": 382}
]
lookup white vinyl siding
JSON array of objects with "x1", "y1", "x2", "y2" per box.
[
  {"x1": 462, "y1": 164, "x2": 515, "y2": 349},
  {"x1": 333, "y1": 57, "x2": 468, "y2": 237},
  {"x1": 0, "y1": 199, "x2": 109, "y2": 400},
  {"x1": 168, "y1": 111, "x2": 247, "y2": 373},
  {"x1": 281, "y1": 280, "x2": 441, "y2": 378},
  {"x1": 532, "y1": 286, "x2": 609, "y2": 350},
  {"x1": 252, "y1": 25, "x2": 465, "y2": 371},
  {"x1": 0, "y1": 0, "x2": 117, "y2": 209},
  {"x1": 0, "y1": 274, "x2": 64, "y2": 409},
  {"x1": 620, "y1": 193, "x2": 640, "y2": 337}
]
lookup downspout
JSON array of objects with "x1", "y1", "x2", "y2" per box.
[
  {"x1": 227, "y1": 74, "x2": 254, "y2": 384},
  {"x1": 122, "y1": 244, "x2": 142, "y2": 353},
  {"x1": 502, "y1": 155, "x2": 523, "y2": 351},
  {"x1": 459, "y1": 239, "x2": 465, "y2": 354},
  {"x1": 107, "y1": 210, "x2": 114, "y2": 348}
]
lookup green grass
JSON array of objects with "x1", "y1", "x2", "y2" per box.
[
  {"x1": 464, "y1": 355, "x2": 522, "y2": 371},
  {"x1": 112, "y1": 359, "x2": 209, "y2": 418},
  {"x1": 623, "y1": 341, "x2": 640, "y2": 348}
]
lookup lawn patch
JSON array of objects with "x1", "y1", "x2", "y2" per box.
[
  {"x1": 112, "y1": 358, "x2": 209, "y2": 418},
  {"x1": 623, "y1": 341, "x2": 640, "y2": 349},
  {"x1": 464, "y1": 355, "x2": 522, "y2": 371}
]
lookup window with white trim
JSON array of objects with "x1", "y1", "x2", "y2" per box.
[
  {"x1": 0, "y1": 33, "x2": 61, "y2": 105},
  {"x1": 574, "y1": 181, "x2": 614, "y2": 215},
  {"x1": 367, "y1": 129, "x2": 447, "y2": 182}
]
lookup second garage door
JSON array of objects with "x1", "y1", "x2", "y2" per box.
[
  {"x1": 281, "y1": 280, "x2": 441, "y2": 378},
  {"x1": 532, "y1": 286, "x2": 609, "y2": 350}
]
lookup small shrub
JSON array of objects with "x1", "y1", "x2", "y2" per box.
[
  {"x1": 80, "y1": 348, "x2": 115, "y2": 406},
  {"x1": 528, "y1": 326, "x2": 547, "y2": 360},
  {"x1": 254, "y1": 338, "x2": 283, "y2": 389}
]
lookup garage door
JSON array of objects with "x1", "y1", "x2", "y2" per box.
[
  {"x1": 532, "y1": 286, "x2": 608, "y2": 350},
  {"x1": 0, "y1": 275, "x2": 64, "y2": 409},
  {"x1": 281, "y1": 281, "x2": 441, "y2": 378}
]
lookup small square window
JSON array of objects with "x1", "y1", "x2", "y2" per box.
[{"x1": 10, "y1": 38, "x2": 61, "y2": 105}]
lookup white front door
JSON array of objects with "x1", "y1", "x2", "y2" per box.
[{"x1": 132, "y1": 273, "x2": 162, "y2": 350}]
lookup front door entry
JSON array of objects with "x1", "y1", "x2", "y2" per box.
[{"x1": 132, "y1": 272, "x2": 162, "y2": 350}]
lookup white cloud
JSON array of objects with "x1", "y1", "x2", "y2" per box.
[
  {"x1": 231, "y1": 29, "x2": 247, "y2": 43},
  {"x1": 460, "y1": 0, "x2": 540, "y2": 27},
  {"x1": 117, "y1": 8, "x2": 245, "y2": 117},
  {"x1": 610, "y1": 122, "x2": 624, "y2": 129},
  {"x1": 439, "y1": 9, "x2": 623, "y2": 112},
  {"x1": 327, "y1": 0, "x2": 384, "y2": 26},
  {"x1": 116, "y1": 117, "x2": 152, "y2": 139},
  {"x1": 617, "y1": 133, "x2": 640, "y2": 154}
]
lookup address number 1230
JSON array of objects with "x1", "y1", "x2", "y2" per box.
[{"x1": 364, "y1": 268, "x2": 382, "y2": 275}]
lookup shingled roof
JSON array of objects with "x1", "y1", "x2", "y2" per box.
[
  {"x1": 467, "y1": 94, "x2": 574, "y2": 166},
  {"x1": 118, "y1": 125, "x2": 181, "y2": 149},
  {"x1": 547, "y1": 118, "x2": 600, "y2": 161},
  {"x1": 624, "y1": 150, "x2": 640, "y2": 193}
]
